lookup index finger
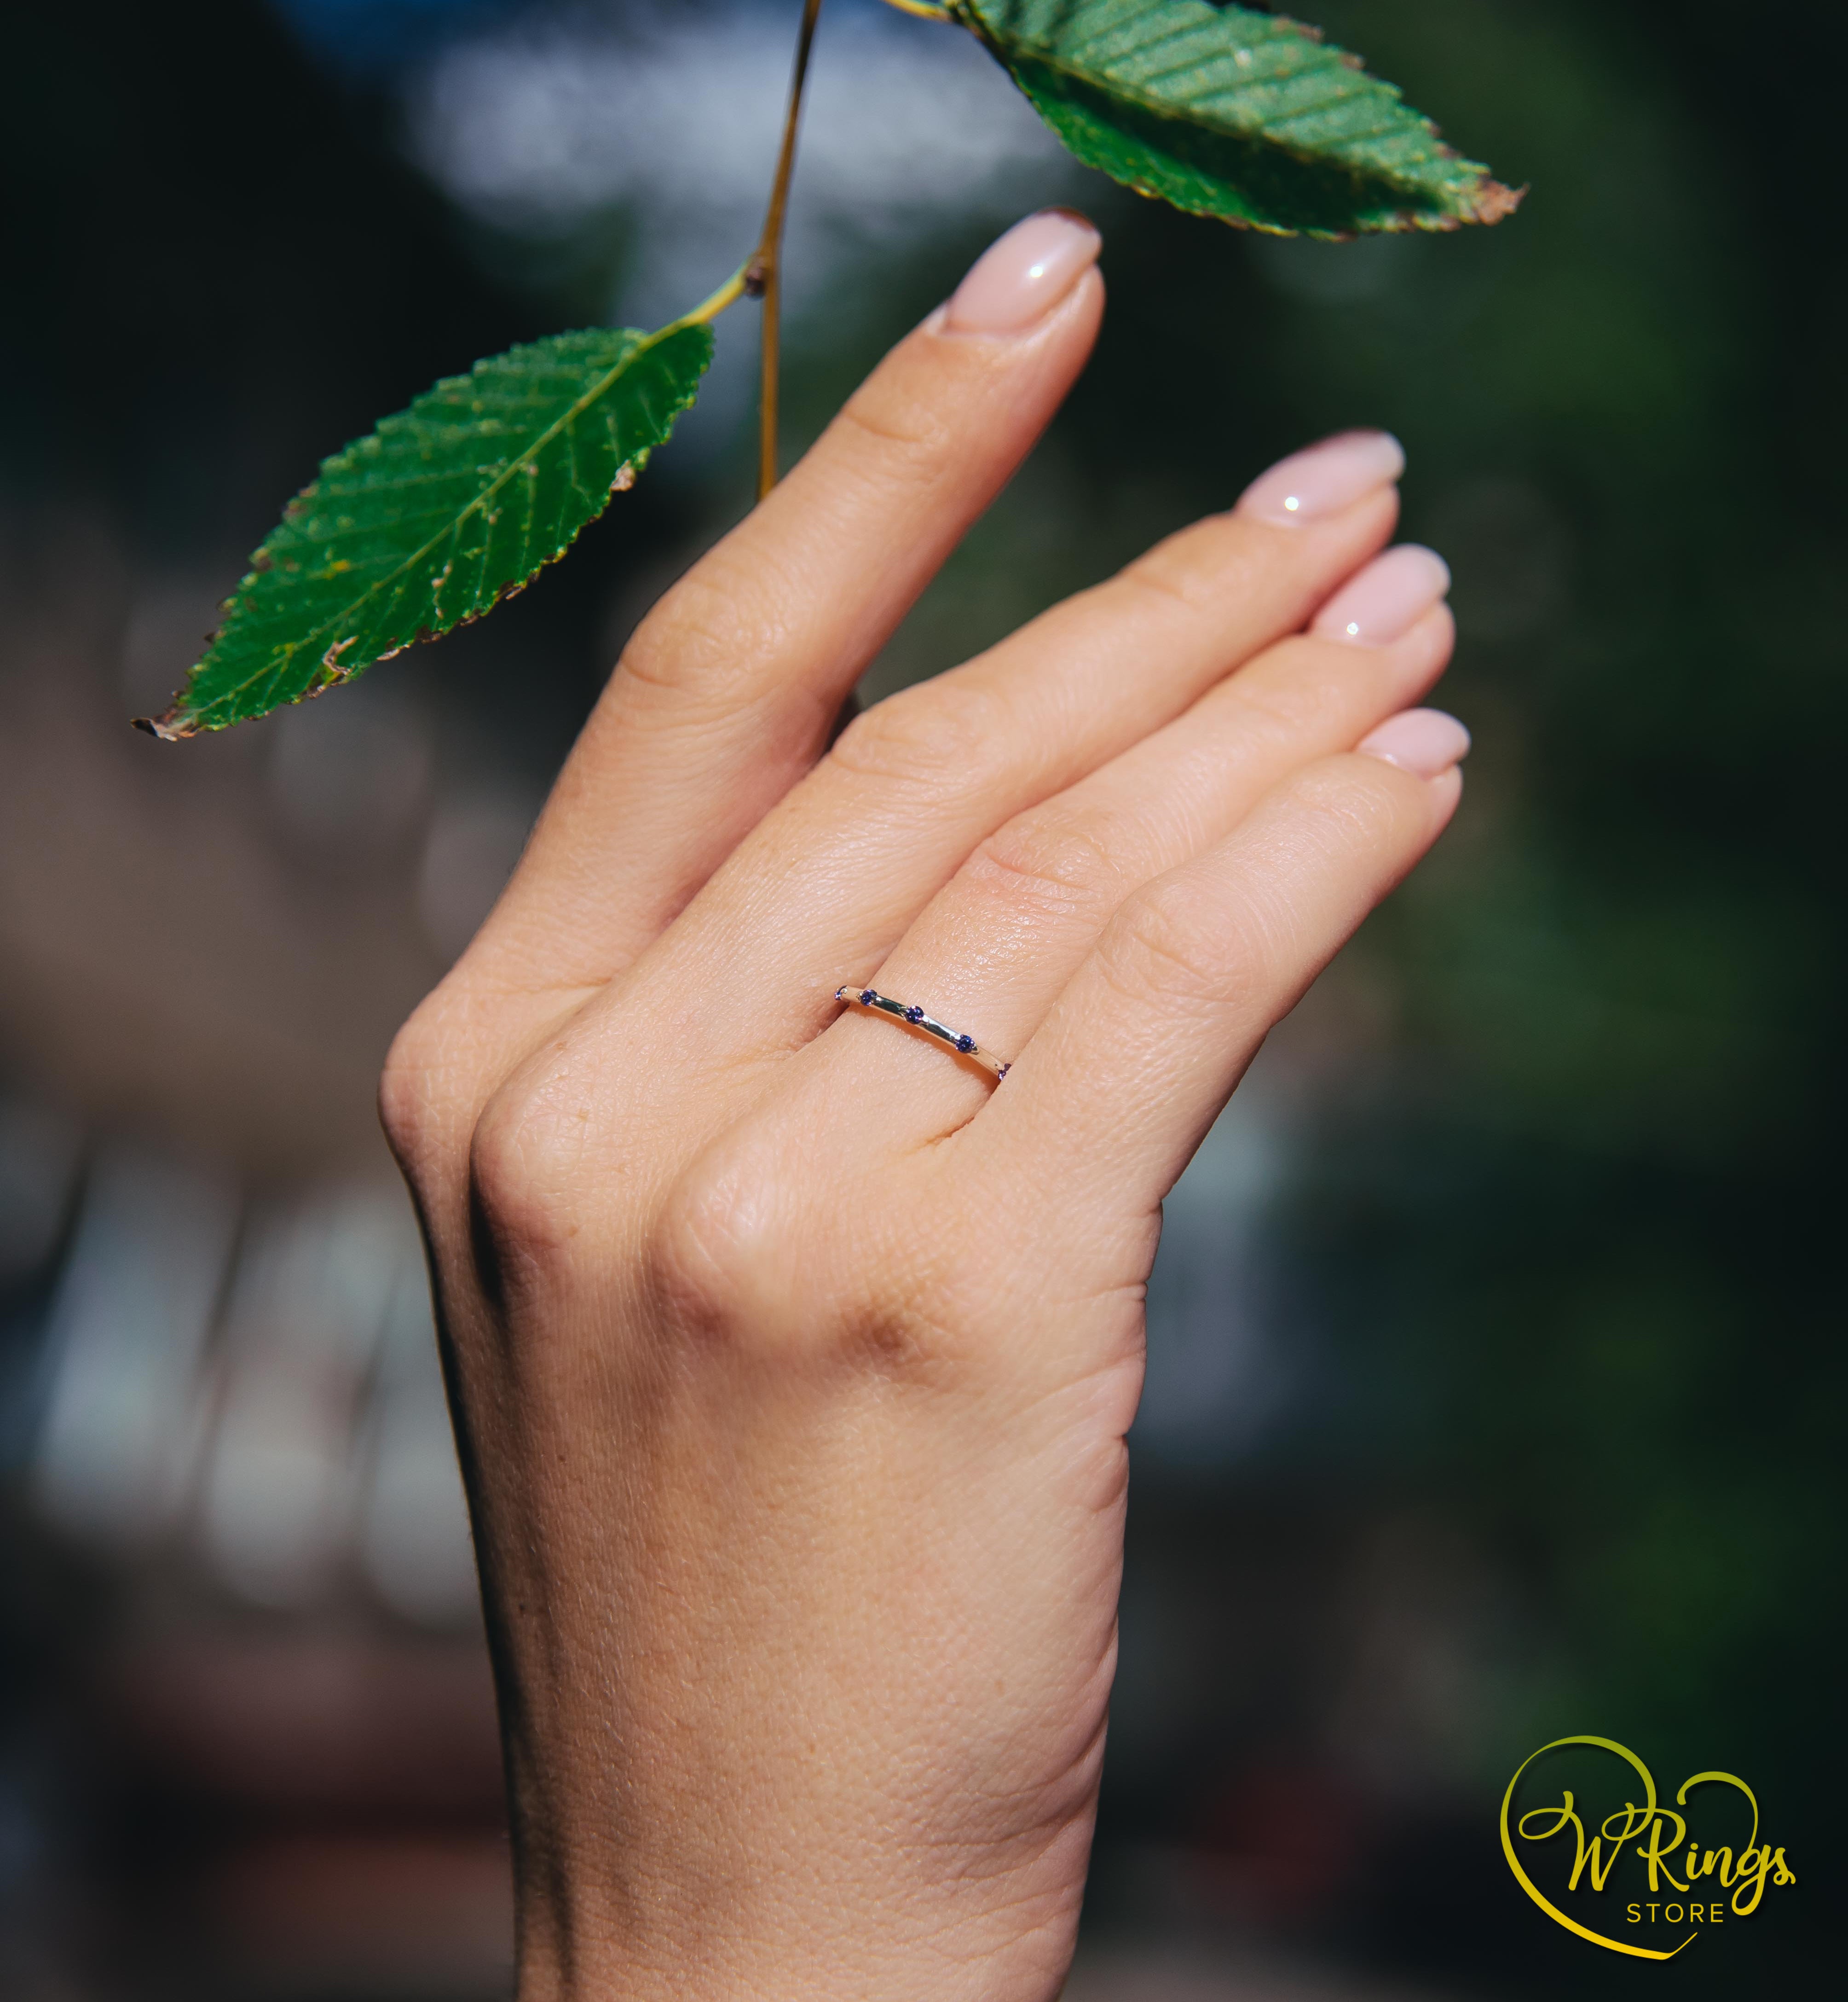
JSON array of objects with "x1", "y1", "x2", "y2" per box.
[{"x1": 472, "y1": 212, "x2": 1109, "y2": 994}]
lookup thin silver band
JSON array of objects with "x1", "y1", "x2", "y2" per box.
[{"x1": 834, "y1": 985, "x2": 1011, "y2": 1079}]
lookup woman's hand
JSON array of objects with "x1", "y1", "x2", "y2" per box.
[{"x1": 381, "y1": 210, "x2": 1465, "y2": 2002}]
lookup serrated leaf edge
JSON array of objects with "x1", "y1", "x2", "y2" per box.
[
  {"x1": 139, "y1": 319, "x2": 708, "y2": 739},
  {"x1": 952, "y1": 0, "x2": 1522, "y2": 237}
]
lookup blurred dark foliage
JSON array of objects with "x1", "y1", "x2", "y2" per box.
[
  {"x1": 3, "y1": 0, "x2": 518, "y2": 540},
  {"x1": 2, "y1": 0, "x2": 1842, "y2": 1996},
  {"x1": 1075, "y1": 5, "x2": 1847, "y2": 1991},
  {"x1": 0, "y1": 0, "x2": 706, "y2": 771}
]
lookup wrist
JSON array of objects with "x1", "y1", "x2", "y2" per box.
[{"x1": 508, "y1": 1811, "x2": 1092, "y2": 2002}]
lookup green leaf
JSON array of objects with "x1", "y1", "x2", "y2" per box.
[
  {"x1": 954, "y1": 0, "x2": 1521, "y2": 238},
  {"x1": 141, "y1": 322, "x2": 714, "y2": 736}
]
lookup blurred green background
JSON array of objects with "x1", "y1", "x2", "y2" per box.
[{"x1": 1, "y1": 1, "x2": 1837, "y2": 1996}]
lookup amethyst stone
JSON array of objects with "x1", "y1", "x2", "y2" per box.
[
  {"x1": 859, "y1": 989, "x2": 876, "y2": 1005},
  {"x1": 956, "y1": 1034, "x2": 976, "y2": 1053},
  {"x1": 905, "y1": 1004, "x2": 925, "y2": 1023}
]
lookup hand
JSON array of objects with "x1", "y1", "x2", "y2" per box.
[{"x1": 381, "y1": 210, "x2": 1465, "y2": 2002}]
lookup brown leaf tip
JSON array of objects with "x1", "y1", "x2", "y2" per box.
[
  {"x1": 132, "y1": 709, "x2": 194, "y2": 742},
  {"x1": 1471, "y1": 179, "x2": 1527, "y2": 225}
]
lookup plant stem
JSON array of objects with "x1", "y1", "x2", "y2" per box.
[
  {"x1": 674, "y1": 266, "x2": 751, "y2": 331},
  {"x1": 878, "y1": 0, "x2": 954, "y2": 19},
  {"x1": 749, "y1": 0, "x2": 826, "y2": 502}
]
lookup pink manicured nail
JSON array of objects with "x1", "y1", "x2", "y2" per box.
[
  {"x1": 1313, "y1": 545, "x2": 1451, "y2": 647},
  {"x1": 1358, "y1": 708, "x2": 1472, "y2": 778},
  {"x1": 1236, "y1": 430, "x2": 1405, "y2": 525},
  {"x1": 944, "y1": 209, "x2": 1103, "y2": 336}
]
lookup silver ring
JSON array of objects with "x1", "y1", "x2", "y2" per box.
[{"x1": 834, "y1": 985, "x2": 1011, "y2": 1079}]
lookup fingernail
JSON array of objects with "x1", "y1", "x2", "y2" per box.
[
  {"x1": 944, "y1": 209, "x2": 1103, "y2": 336},
  {"x1": 1236, "y1": 430, "x2": 1405, "y2": 526},
  {"x1": 1313, "y1": 545, "x2": 1451, "y2": 647},
  {"x1": 1358, "y1": 707, "x2": 1472, "y2": 778}
]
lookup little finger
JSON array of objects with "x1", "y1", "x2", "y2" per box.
[{"x1": 969, "y1": 712, "x2": 1470, "y2": 1254}]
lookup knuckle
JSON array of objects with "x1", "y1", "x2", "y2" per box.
[
  {"x1": 648, "y1": 1137, "x2": 945, "y2": 1379},
  {"x1": 1103, "y1": 878, "x2": 1247, "y2": 1015},
  {"x1": 964, "y1": 811, "x2": 1119, "y2": 924},
  {"x1": 648, "y1": 1141, "x2": 788, "y2": 1342},
  {"x1": 465, "y1": 1080, "x2": 575, "y2": 1272},
  {"x1": 462, "y1": 1038, "x2": 609, "y2": 1276},
  {"x1": 1289, "y1": 757, "x2": 1411, "y2": 852},
  {"x1": 618, "y1": 548, "x2": 780, "y2": 705},
  {"x1": 828, "y1": 680, "x2": 1007, "y2": 801},
  {"x1": 379, "y1": 1016, "x2": 441, "y2": 1170},
  {"x1": 1118, "y1": 512, "x2": 1248, "y2": 612},
  {"x1": 1215, "y1": 646, "x2": 1348, "y2": 738},
  {"x1": 1116, "y1": 552, "x2": 1207, "y2": 614},
  {"x1": 379, "y1": 983, "x2": 488, "y2": 1181},
  {"x1": 836, "y1": 371, "x2": 953, "y2": 467}
]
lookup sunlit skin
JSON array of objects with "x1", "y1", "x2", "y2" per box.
[{"x1": 381, "y1": 212, "x2": 1468, "y2": 2002}]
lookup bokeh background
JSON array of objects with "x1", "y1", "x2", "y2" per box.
[{"x1": 1, "y1": 1, "x2": 1838, "y2": 1995}]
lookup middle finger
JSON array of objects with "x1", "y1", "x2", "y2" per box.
[{"x1": 627, "y1": 431, "x2": 1407, "y2": 1060}]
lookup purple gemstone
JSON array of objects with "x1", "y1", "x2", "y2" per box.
[
  {"x1": 956, "y1": 1034, "x2": 976, "y2": 1053},
  {"x1": 905, "y1": 1005, "x2": 924, "y2": 1023},
  {"x1": 859, "y1": 989, "x2": 875, "y2": 1005},
  {"x1": 997, "y1": 1064, "x2": 1011, "y2": 1080}
]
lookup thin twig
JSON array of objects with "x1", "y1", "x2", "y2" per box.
[
  {"x1": 878, "y1": 0, "x2": 954, "y2": 20},
  {"x1": 749, "y1": 0, "x2": 826, "y2": 502}
]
